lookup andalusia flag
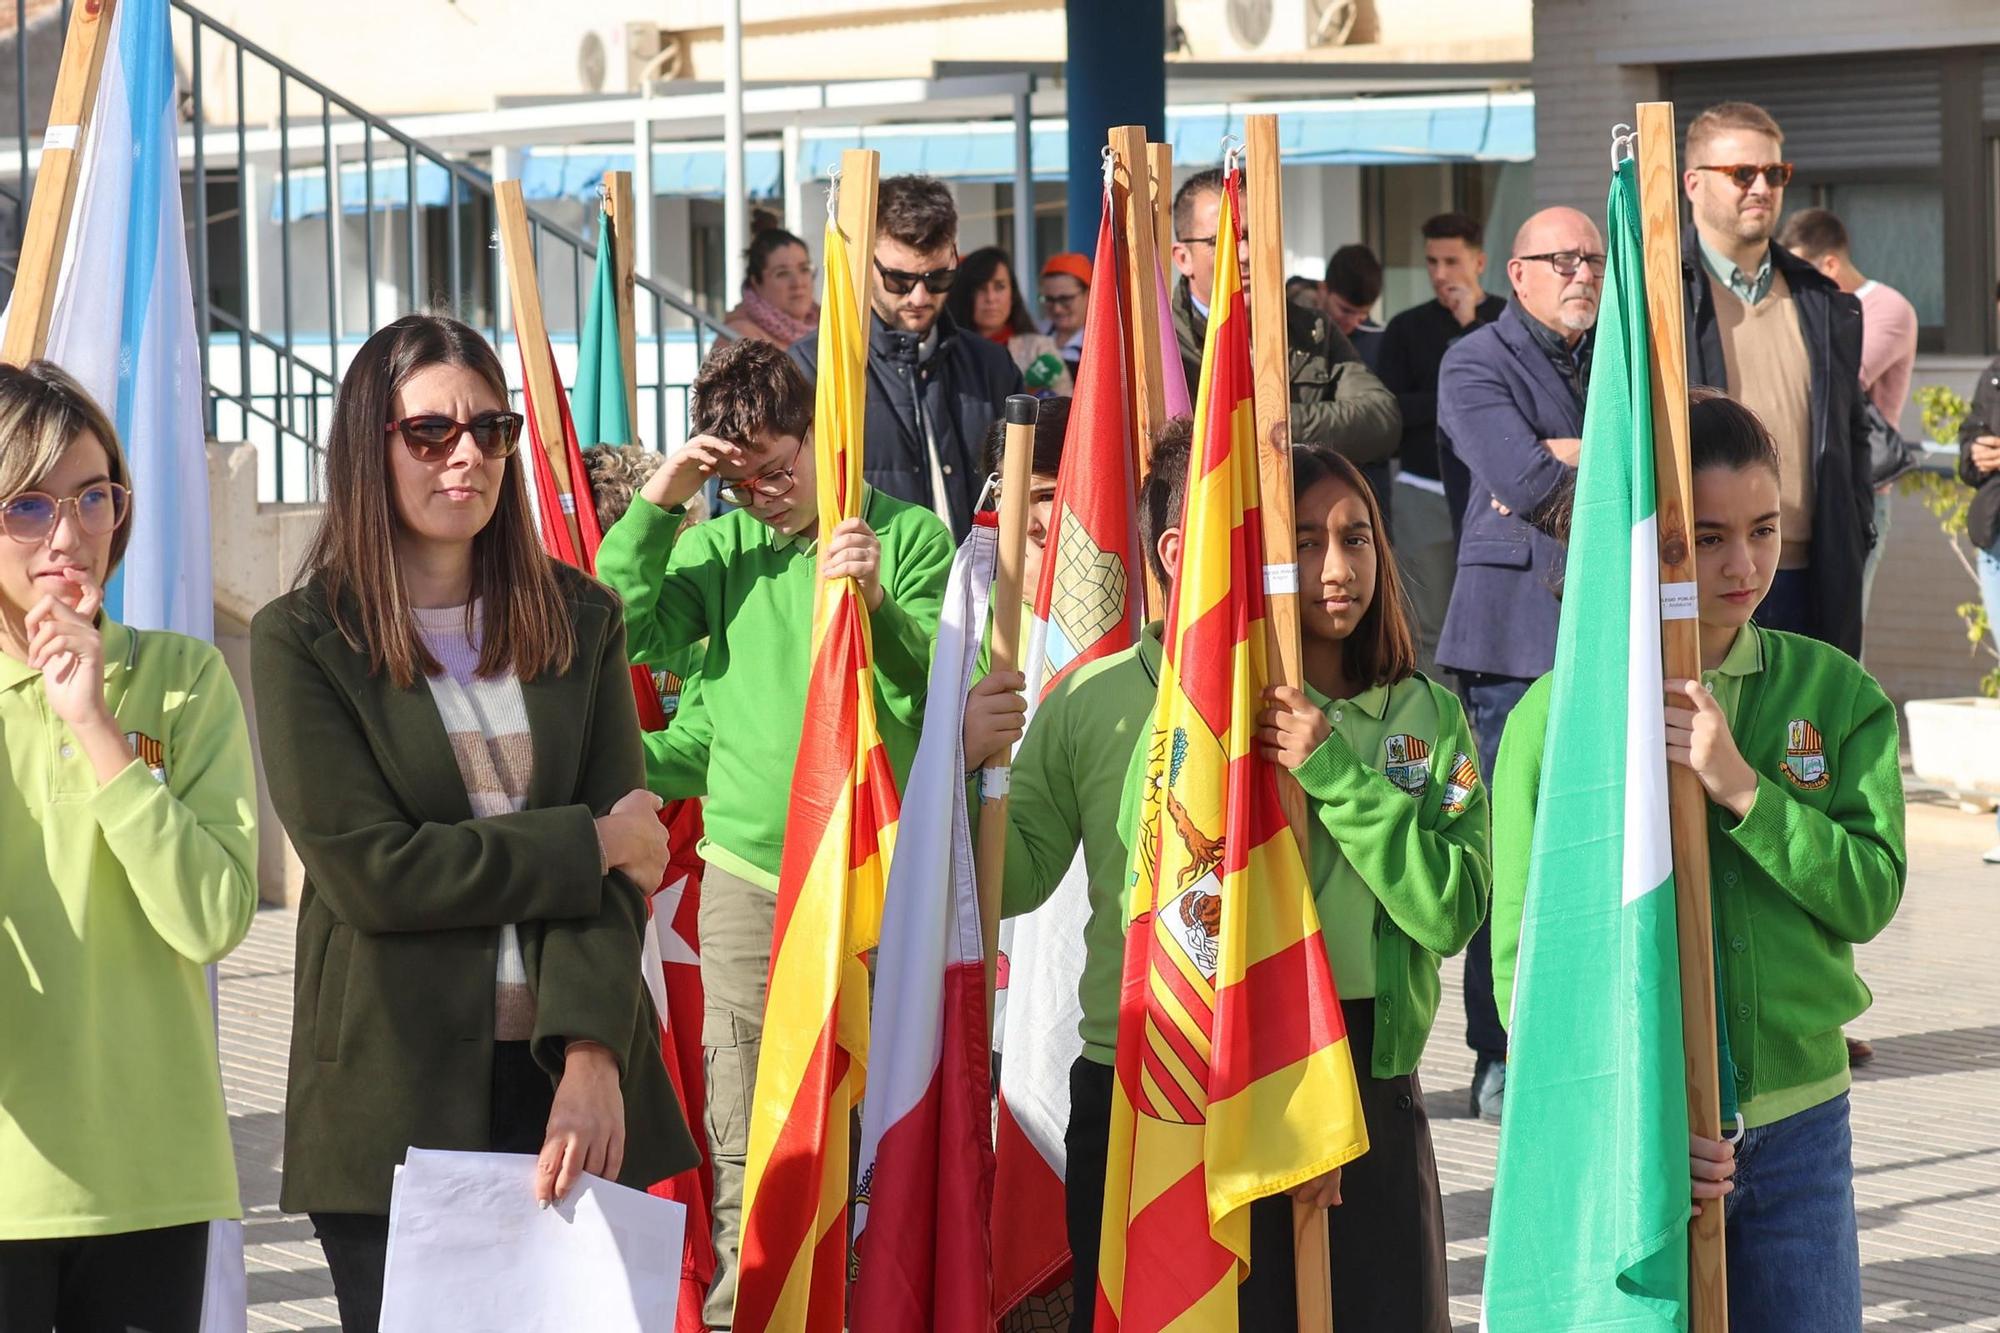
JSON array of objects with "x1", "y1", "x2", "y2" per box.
[
  {"x1": 1481, "y1": 156, "x2": 1691, "y2": 1331},
  {"x1": 732, "y1": 209, "x2": 900, "y2": 1333},
  {"x1": 1094, "y1": 167, "x2": 1368, "y2": 1333}
]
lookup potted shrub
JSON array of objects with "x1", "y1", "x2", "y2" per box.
[{"x1": 1899, "y1": 384, "x2": 2000, "y2": 807}]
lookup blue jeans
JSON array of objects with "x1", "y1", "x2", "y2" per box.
[
  {"x1": 1860, "y1": 489, "x2": 1893, "y2": 625},
  {"x1": 1724, "y1": 1093, "x2": 1862, "y2": 1333},
  {"x1": 1981, "y1": 545, "x2": 2000, "y2": 839},
  {"x1": 1458, "y1": 672, "x2": 1534, "y2": 1061},
  {"x1": 1756, "y1": 567, "x2": 1815, "y2": 640}
]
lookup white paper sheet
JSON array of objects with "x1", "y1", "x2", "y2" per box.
[{"x1": 379, "y1": 1149, "x2": 686, "y2": 1332}]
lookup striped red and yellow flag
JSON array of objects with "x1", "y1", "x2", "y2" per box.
[
  {"x1": 1094, "y1": 166, "x2": 1369, "y2": 1333},
  {"x1": 732, "y1": 208, "x2": 900, "y2": 1333}
]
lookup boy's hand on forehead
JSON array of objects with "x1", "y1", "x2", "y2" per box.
[
  {"x1": 641, "y1": 433, "x2": 748, "y2": 512},
  {"x1": 821, "y1": 517, "x2": 883, "y2": 610}
]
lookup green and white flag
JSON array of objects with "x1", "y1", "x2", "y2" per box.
[{"x1": 1481, "y1": 156, "x2": 1691, "y2": 1331}]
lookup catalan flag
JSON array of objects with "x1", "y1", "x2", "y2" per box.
[
  {"x1": 732, "y1": 204, "x2": 900, "y2": 1333},
  {"x1": 1094, "y1": 167, "x2": 1367, "y2": 1332}
]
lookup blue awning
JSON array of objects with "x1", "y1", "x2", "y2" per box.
[
  {"x1": 271, "y1": 157, "x2": 462, "y2": 223},
  {"x1": 516, "y1": 144, "x2": 786, "y2": 205}
]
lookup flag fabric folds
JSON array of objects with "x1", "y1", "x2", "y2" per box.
[
  {"x1": 732, "y1": 215, "x2": 900, "y2": 1333},
  {"x1": 991, "y1": 182, "x2": 1145, "y2": 1315},
  {"x1": 528, "y1": 229, "x2": 716, "y2": 1330},
  {"x1": 851, "y1": 517, "x2": 1000, "y2": 1329},
  {"x1": 1480, "y1": 156, "x2": 1690, "y2": 1332},
  {"x1": 1093, "y1": 168, "x2": 1367, "y2": 1333},
  {"x1": 573, "y1": 209, "x2": 634, "y2": 449}
]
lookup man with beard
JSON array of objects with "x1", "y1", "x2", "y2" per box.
[
  {"x1": 1681, "y1": 101, "x2": 1871, "y2": 658},
  {"x1": 1435, "y1": 204, "x2": 1605, "y2": 1123}
]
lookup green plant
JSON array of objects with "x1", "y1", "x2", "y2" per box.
[{"x1": 1902, "y1": 384, "x2": 1999, "y2": 698}]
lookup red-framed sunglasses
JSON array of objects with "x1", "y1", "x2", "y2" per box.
[{"x1": 385, "y1": 412, "x2": 524, "y2": 463}]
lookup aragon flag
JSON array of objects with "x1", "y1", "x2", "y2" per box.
[
  {"x1": 731, "y1": 208, "x2": 900, "y2": 1333},
  {"x1": 991, "y1": 179, "x2": 1145, "y2": 1316},
  {"x1": 1480, "y1": 155, "x2": 1691, "y2": 1333},
  {"x1": 1094, "y1": 166, "x2": 1368, "y2": 1333}
]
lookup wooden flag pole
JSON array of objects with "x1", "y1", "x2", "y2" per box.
[
  {"x1": 1109, "y1": 126, "x2": 1168, "y2": 617},
  {"x1": 1147, "y1": 140, "x2": 1175, "y2": 285},
  {"x1": 1634, "y1": 100, "x2": 1729, "y2": 1331},
  {"x1": 495, "y1": 180, "x2": 584, "y2": 555},
  {"x1": 976, "y1": 393, "x2": 1039, "y2": 1029},
  {"x1": 3, "y1": 0, "x2": 119, "y2": 365},
  {"x1": 1244, "y1": 113, "x2": 1335, "y2": 1333},
  {"x1": 602, "y1": 170, "x2": 641, "y2": 439}
]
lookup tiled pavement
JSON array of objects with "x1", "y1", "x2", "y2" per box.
[{"x1": 220, "y1": 795, "x2": 2000, "y2": 1331}]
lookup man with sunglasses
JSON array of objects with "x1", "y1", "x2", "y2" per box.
[
  {"x1": 1681, "y1": 100, "x2": 1872, "y2": 661},
  {"x1": 1168, "y1": 168, "x2": 1400, "y2": 492},
  {"x1": 791, "y1": 173, "x2": 1022, "y2": 542}
]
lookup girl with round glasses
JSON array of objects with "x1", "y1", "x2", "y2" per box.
[{"x1": 0, "y1": 361, "x2": 258, "y2": 1333}]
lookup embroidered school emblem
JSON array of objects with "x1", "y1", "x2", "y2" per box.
[
  {"x1": 125, "y1": 730, "x2": 166, "y2": 783},
  {"x1": 1383, "y1": 733, "x2": 1432, "y2": 798},
  {"x1": 1441, "y1": 750, "x2": 1479, "y2": 815},
  {"x1": 1782, "y1": 719, "x2": 1830, "y2": 790}
]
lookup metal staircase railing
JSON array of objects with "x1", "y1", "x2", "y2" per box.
[{"x1": 0, "y1": 0, "x2": 734, "y2": 502}]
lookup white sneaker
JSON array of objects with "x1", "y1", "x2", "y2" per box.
[{"x1": 1984, "y1": 844, "x2": 2000, "y2": 865}]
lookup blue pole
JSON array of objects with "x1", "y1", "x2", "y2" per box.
[{"x1": 1064, "y1": 0, "x2": 1165, "y2": 255}]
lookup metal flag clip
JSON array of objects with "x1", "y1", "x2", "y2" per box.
[
  {"x1": 1221, "y1": 134, "x2": 1245, "y2": 177},
  {"x1": 1611, "y1": 123, "x2": 1637, "y2": 171},
  {"x1": 826, "y1": 165, "x2": 842, "y2": 220},
  {"x1": 1724, "y1": 1111, "x2": 1746, "y2": 1146},
  {"x1": 1101, "y1": 143, "x2": 1116, "y2": 190}
]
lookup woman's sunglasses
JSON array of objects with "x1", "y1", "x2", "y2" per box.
[
  {"x1": 0, "y1": 481, "x2": 131, "y2": 545},
  {"x1": 385, "y1": 412, "x2": 524, "y2": 463},
  {"x1": 874, "y1": 259, "x2": 958, "y2": 297}
]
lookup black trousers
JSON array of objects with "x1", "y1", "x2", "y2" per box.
[
  {"x1": 0, "y1": 1222, "x2": 209, "y2": 1333},
  {"x1": 311, "y1": 1040, "x2": 556, "y2": 1333},
  {"x1": 1064, "y1": 1000, "x2": 1449, "y2": 1332}
]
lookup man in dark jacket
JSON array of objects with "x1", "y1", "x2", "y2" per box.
[
  {"x1": 791, "y1": 174, "x2": 1022, "y2": 541},
  {"x1": 1680, "y1": 101, "x2": 1872, "y2": 659},
  {"x1": 1168, "y1": 170, "x2": 1400, "y2": 491},
  {"x1": 1957, "y1": 321, "x2": 2000, "y2": 865},
  {"x1": 1436, "y1": 204, "x2": 1605, "y2": 1123}
]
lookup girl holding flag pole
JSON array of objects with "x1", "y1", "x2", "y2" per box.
[{"x1": 1254, "y1": 446, "x2": 1490, "y2": 1331}]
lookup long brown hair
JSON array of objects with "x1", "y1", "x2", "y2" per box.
[
  {"x1": 1291, "y1": 446, "x2": 1418, "y2": 689},
  {"x1": 299, "y1": 314, "x2": 573, "y2": 688}
]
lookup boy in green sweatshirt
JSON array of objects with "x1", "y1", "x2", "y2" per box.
[
  {"x1": 1490, "y1": 390, "x2": 1905, "y2": 1332},
  {"x1": 595, "y1": 339, "x2": 952, "y2": 1329}
]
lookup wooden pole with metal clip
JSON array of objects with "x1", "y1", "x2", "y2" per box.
[
  {"x1": 602, "y1": 170, "x2": 641, "y2": 439},
  {"x1": 494, "y1": 180, "x2": 583, "y2": 555},
  {"x1": 1634, "y1": 100, "x2": 1730, "y2": 1332},
  {"x1": 1109, "y1": 124, "x2": 1168, "y2": 619}
]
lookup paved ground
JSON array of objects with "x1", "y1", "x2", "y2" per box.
[{"x1": 220, "y1": 794, "x2": 2000, "y2": 1331}]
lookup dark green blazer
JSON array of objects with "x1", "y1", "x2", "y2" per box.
[{"x1": 250, "y1": 563, "x2": 698, "y2": 1215}]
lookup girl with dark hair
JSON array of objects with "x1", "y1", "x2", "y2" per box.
[
  {"x1": 723, "y1": 227, "x2": 819, "y2": 346},
  {"x1": 1252, "y1": 446, "x2": 1487, "y2": 1331},
  {"x1": 0, "y1": 362, "x2": 257, "y2": 1333},
  {"x1": 947, "y1": 247, "x2": 1071, "y2": 395},
  {"x1": 1490, "y1": 389, "x2": 1905, "y2": 1333},
  {"x1": 250, "y1": 314, "x2": 697, "y2": 1332}
]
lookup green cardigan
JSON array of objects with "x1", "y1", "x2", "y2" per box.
[
  {"x1": 250, "y1": 564, "x2": 699, "y2": 1215},
  {"x1": 1491, "y1": 626, "x2": 1906, "y2": 1123}
]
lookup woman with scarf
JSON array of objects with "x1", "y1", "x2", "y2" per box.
[{"x1": 722, "y1": 228, "x2": 819, "y2": 347}]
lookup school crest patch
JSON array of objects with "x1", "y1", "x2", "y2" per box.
[
  {"x1": 1782, "y1": 718, "x2": 1830, "y2": 790},
  {"x1": 1383, "y1": 733, "x2": 1432, "y2": 798},
  {"x1": 1440, "y1": 750, "x2": 1479, "y2": 815},
  {"x1": 125, "y1": 730, "x2": 166, "y2": 783}
]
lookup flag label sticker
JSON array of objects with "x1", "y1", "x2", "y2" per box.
[
  {"x1": 1441, "y1": 751, "x2": 1478, "y2": 815},
  {"x1": 1384, "y1": 733, "x2": 1432, "y2": 798},
  {"x1": 125, "y1": 731, "x2": 166, "y2": 783},
  {"x1": 1782, "y1": 718, "x2": 1830, "y2": 790}
]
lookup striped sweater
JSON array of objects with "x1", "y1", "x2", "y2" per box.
[{"x1": 413, "y1": 603, "x2": 536, "y2": 1041}]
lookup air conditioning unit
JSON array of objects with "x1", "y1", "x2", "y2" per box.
[
  {"x1": 574, "y1": 22, "x2": 687, "y2": 94},
  {"x1": 1218, "y1": 0, "x2": 1359, "y2": 56}
]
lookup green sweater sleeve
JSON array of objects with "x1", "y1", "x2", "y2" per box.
[
  {"x1": 871, "y1": 517, "x2": 954, "y2": 732},
  {"x1": 251, "y1": 601, "x2": 610, "y2": 936},
  {"x1": 641, "y1": 672, "x2": 710, "y2": 799},
  {"x1": 1723, "y1": 680, "x2": 1906, "y2": 945},
  {"x1": 995, "y1": 692, "x2": 1086, "y2": 918},
  {"x1": 86, "y1": 643, "x2": 259, "y2": 966},
  {"x1": 1291, "y1": 685, "x2": 1491, "y2": 960},
  {"x1": 596, "y1": 495, "x2": 710, "y2": 667},
  {"x1": 1488, "y1": 681, "x2": 1548, "y2": 1033}
]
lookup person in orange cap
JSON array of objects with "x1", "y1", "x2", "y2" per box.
[{"x1": 1039, "y1": 252, "x2": 1092, "y2": 377}]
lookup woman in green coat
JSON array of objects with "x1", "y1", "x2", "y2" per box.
[{"x1": 251, "y1": 315, "x2": 697, "y2": 1332}]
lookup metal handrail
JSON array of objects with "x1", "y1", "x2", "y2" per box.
[{"x1": 0, "y1": 0, "x2": 734, "y2": 502}]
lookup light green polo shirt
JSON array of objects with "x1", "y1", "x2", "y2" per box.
[{"x1": 0, "y1": 620, "x2": 258, "y2": 1238}]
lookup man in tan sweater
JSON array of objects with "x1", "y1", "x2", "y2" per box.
[{"x1": 1679, "y1": 101, "x2": 1873, "y2": 662}]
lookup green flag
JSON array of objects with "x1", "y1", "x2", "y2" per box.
[
  {"x1": 574, "y1": 209, "x2": 633, "y2": 447},
  {"x1": 1482, "y1": 157, "x2": 1691, "y2": 1330}
]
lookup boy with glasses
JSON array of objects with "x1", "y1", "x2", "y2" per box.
[
  {"x1": 1681, "y1": 100, "x2": 1873, "y2": 662},
  {"x1": 791, "y1": 173, "x2": 1023, "y2": 542},
  {"x1": 595, "y1": 338, "x2": 952, "y2": 1330}
]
